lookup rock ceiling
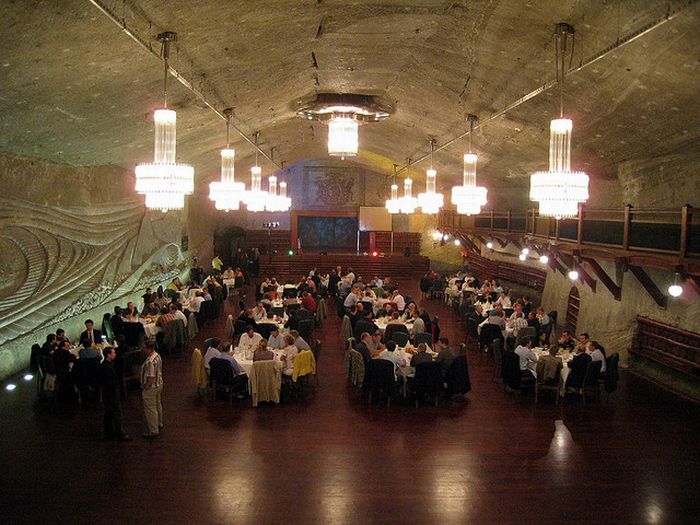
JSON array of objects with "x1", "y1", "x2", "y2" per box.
[{"x1": 1, "y1": 0, "x2": 699, "y2": 209}]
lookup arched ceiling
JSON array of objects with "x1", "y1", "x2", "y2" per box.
[{"x1": 1, "y1": 0, "x2": 699, "y2": 209}]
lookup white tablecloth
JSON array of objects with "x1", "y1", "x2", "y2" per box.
[
  {"x1": 374, "y1": 318, "x2": 413, "y2": 334},
  {"x1": 530, "y1": 347, "x2": 573, "y2": 395}
]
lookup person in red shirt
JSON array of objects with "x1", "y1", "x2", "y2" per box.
[{"x1": 300, "y1": 291, "x2": 317, "y2": 313}]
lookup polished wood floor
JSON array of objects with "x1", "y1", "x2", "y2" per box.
[{"x1": 1, "y1": 283, "x2": 699, "y2": 524}]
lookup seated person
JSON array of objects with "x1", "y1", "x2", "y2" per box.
[
  {"x1": 514, "y1": 337, "x2": 538, "y2": 376},
  {"x1": 566, "y1": 344, "x2": 592, "y2": 389},
  {"x1": 435, "y1": 337, "x2": 454, "y2": 373},
  {"x1": 587, "y1": 340, "x2": 607, "y2": 373},
  {"x1": 155, "y1": 307, "x2": 175, "y2": 329},
  {"x1": 391, "y1": 290, "x2": 406, "y2": 312},
  {"x1": 355, "y1": 332, "x2": 373, "y2": 363},
  {"x1": 535, "y1": 345, "x2": 562, "y2": 385},
  {"x1": 289, "y1": 330, "x2": 311, "y2": 351},
  {"x1": 79, "y1": 344, "x2": 101, "y2": 359},
  {"x1": 557, "y1": 330, "x2": 576, "y2": 351},
  {"x1": 378, "y1": 341, "x2": 404, "y2": 379},
  {"x1": 252, "y1": 302, "x2": 268, "y2": 322},
  {"x1": 222, "y1": 266, "x2": 235, "y2": 280},
  {"x1": 509, "y1": 312, "x2": 529, "y2": 338},
  {"x1": 495, "y1": 291, "x2": 512, "y2": 309},
  {"x1": 284, "y1": 310, "x2": 299, "y2": 331},
  {"x1": 300, "y1": 291, "x2": 317, "y2": 313},
  {"x1": 239, "y1": 326, "x2": 263, "y2": 355},
  {"x1": 142, "y1": 301, "x2": 161, "y2": 317},
  {"x1": 203, "y1": 338, "x2": 222, "y2": 370},
  {"x1": 280, "y1": 335, "x2": 298, "y2": 376},
  {"x1": 536, "y1": 307, "x2": 551, "y2": 329},
  {"x1": 409, "y1": 310, "x2": 426, "y2": 338},
  {"x1": 253, "y1": 340, "x2": 275, "y2": 361},
  {"x1": 53, "y1": 340, "x2": 76, "y2": 393},
  {"x1": 410, "y1": 342, "x2": 432, "y2": 367},
  {"x1": 79, "y1": 319, "x2": 102, "y2": 348},
  {"x1": 237, "y1": 309, "x2": 258, "y2": 331},
  {"x1": 170, "y1": 303, "x2": 188, "y2": 326},
  {"x1": 188, "y1": 292, "x2": 205, "y2": 314},
  {"x1": 387, "y1": 311, "x2": 404, "y2": 325},
  {"x1": 217, "y1": 347, "x2": 245, "y2": 378},
  {"x1": 368, "y1": 331, "x2": 383, "y2": 353},
  {"x1": 353, "y1": 311, "x2": 377, "y2": 341},
  {"x1": 142, "y1": 287, "x2": 154, "y2": 305},
  {"x1": 55, "y1": 328, "x2": 70, "y2": 346},
  {"x1": 124, "y1": 301, "x2": 139, "y2": 319},
  {"x1": 267, "y1": 326, "x2": 285, "y2": 350},
  {"x1": 167, "y1": 277, "x2": 183, "y2": 292},
  {"x1": 41, "y1": 333, "x2": 58, "y2": 357}
]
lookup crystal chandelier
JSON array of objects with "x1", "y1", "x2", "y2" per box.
[
  {"x1": 265, "y1": 175, "x2": 292, "y2": 212},
  {"x1": 134, "y1": 32, "x2": 194, "y2": 212},
  {"x1": 417, "y1": 139, "x2": 444, "y2": 214},
  {"x1": 398, "y1": 178, "x2": 418, "y2": 214},
  {"x1": 451, "y1": 115, "x2": 487, "y2": 215},
  {"x1": 209, "y1": 109, "x2": 246, "y2": 212},
  {"x1": 244, "y1": 165, "x2": 268, "y2": 212},
  {"x1": 530, "y1": 23, "x2": 589, "y2": 220},
  {"x1": 385, "y1": 182, "x2": 401, "y2": 214},
  {"x1": 328, "y1": 116, "x2": 359, "y2": 159}
]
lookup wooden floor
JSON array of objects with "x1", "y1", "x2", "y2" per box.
[{"x1": 1, "y1": 283, "x2": 699, "y2": 524}]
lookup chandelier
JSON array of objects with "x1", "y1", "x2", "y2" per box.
[
  {"x1": 244, "y1": 165, "x2": 268, "y2": 212},
  {"x1": 385, "y1": 182, "x2": 401, "y2": 214},
  {"x1": 296, "y1": 93, "x2": 393, "y2": 159},
  {"x1": 265, "y1": 175, "x2": 292, "y2": 212},
  {"x1": 134, "y1": 32, "x2": 193, "y2": 212},
  {"x1": 417, "y1": 139, "x2": 444, "y2": 214},
  {"x1": 530, "y1": 23, "x2": 589, "y2": 220},
  {"x1": 209, "y1": 109, "x2": 246, "y2": 212},
  {"x1": 398, "y1": 178, "x2": 418, "y2": 214},
  {"x1": 451, "y1": 115, "x2": 487, "y2": 215}
]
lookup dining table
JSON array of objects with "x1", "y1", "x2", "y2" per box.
[
  {"x1": 229, "y1": 345, "x2": 286, "y2": 392},
  {"x1": 530, "y1": 347, "x2": 574, "y2": 395}
]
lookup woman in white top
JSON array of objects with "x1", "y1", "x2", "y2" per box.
[{"x1": 280, "y1": 335, "x2": 298, "y2": 376}]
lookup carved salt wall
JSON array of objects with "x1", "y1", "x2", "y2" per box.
[{"x1": 0, "y1": 153, "x2": 187, "y2": 379}]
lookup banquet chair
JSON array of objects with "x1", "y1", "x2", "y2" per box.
[
  {"x1": 347, "y1": 349, "x2": 365, "y2": 388},
  {"x1": 569, "y1": 360, "x2": 602, "y2": 405},
  {"x1": 391, "y1": 331, "x2": 409, "y2": 348},
  {"x1": 209, "y1": 358, "x2": 240, "y2": 406},
  {"x1": 296, "y1": 308, "x2": 313, "y2": 321},
  {"x1": 340, "y1": 315, "x2": 352, "y2": 348},
  {"x1": 122, "y1": 322, "x2": 145, "y2": 350},
  {"x1": 518, "y1": 326, "x2": 537, "y2": 343},
  {"x1": 431, "y1": 316, "x2": 441, "y2": 343},
  {"x1": 480, "y1": 323, "x2": 503, "y2": 351},
  {"x1": 312, "y1": 340, "x2": 322, "y2": 385},
  {"x1": 233, "y1": 319, "x2": 249, "y2": 344},
  {"x1": 102, "y1": 313, "x2": 115, "y2": 342},
  {"x1": 490, "y1": 338, "x2": 504, "y2": 382},
  {"x1": 199, "y1": 300, "x2": 218, "y2": 324},
  {"x1": 162, "y1": 319, "x2": 186, "y2": 356},
  {"x1": 466, "y1": 317, "x2": 480, "y2": 351},
  {"x1": 250, "y1": 360, "x2": 281, "y2": 407},
  {"x1": 501, "y1": 351, "x2": 523, "y2": 392},
  {"x1": 535, "y1": 359, "x2": 562, "y2": 405},
  {"x1": 255, "y1": 323, "x2": 274, "y2": 341},
  {"x1": 72, "y1": 358, "x2": 101, "y2": 407},
  {"x1": 384, "y1": 323, "x2": 408, "y2": 345},
  {"x1": 272, "y1": 306, "x2": 285, "y2": 317},
  {"x1": 283, "y1": 287, "x2": 298, "y2": 299},
  {"x1": 187, "y1": 313, "x2": 198, "y2": 341},
  {"x1": 121, "y1": 350, "x2": 144, "y2": 398},
  {"x1": 287, "y1": 303, "x2": 301, "y2": 313},
  {"x1": 365, "y1": 359, "x2": 395, "y2": 406},
  {"x1": 413, "y1": 361, "x2": 444, "y2": 407},
  {"x1": 224, "y1": 314, "x2": 234, "y2": 339},
  {"x1": 602, "y1": 352, "x2": 620, "y2": 398},
  {"x1": 298, "y1": 319, "x2": 314, "y2": 341},
  {"x1": 446, "y1": 355, "x2": 472, "y2": 397},
  {"x1": 413, "y1": 332, "x2": 432, "y2": 347}
]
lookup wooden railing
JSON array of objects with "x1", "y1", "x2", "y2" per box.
[
  {"x1": 464, "y1": 252, "x2": 547, "y2": 290},
  {"x1": 439, "y1": 204, "x2": 698, "y2": 261},
  {"x1": 633, "y1": 316, "x2": 700, "y2": 377}
]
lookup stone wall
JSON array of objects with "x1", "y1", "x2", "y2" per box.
[{"x1": 0, "y1": 153, "x2": 188, "y2": 380}]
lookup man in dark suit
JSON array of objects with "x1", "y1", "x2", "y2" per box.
[
  {"x1": 353, "y1": 311, "x2": 377, "y2": 341},
  {"x1": 79, "y1": 319, "x2": 102, "y2": 348},
  {"x1": 566, "y1": 346, "x2": 592, "y2": 389},
  {"x1": 355, "y1": 332, "x2": 373, "y2": 363},
  {"x1": 99, "y1": 346, "x2": 131, "y2": 441}
]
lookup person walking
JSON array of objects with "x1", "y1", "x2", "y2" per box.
[
  {"x1": 99, "y1": 347, "x2": 131, "y2": 441},
  {"x1": 140, "y1": 341, "x2": 164, "y2": 438}
]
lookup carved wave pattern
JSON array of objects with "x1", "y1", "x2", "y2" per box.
[{"x1": 0, "y1": 198, "x2": 185, "y2": 345}]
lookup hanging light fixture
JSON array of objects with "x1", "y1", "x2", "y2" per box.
[
  {"x1": 242, "y1": 132, "x2": 269, "y2": 212},
  {"x1": 668, "y1": 273, "x2": 684, "y2": 297},
  {"x1": 385, "y1": 164, "x2": 401, "y2": 214},
  {"x1": 209, "y1": 109, "x2": 246, "y2": 212},
  {"x1": 264, "y1": 174, "x2": 292, "y2": 212},
  {"x1": 328, "y1": 116, "x2": 359, "y2": 159},
  {"x1": 451, "y1": 115, "x2": 488, "y2": 215},
  {"x1": 135, "y1": 32, "x2": 194, "y2": 212},
  {"x1": 398, "y1": 178, "x2": 418, "y2": 214},
  {"x1": 530, "y1": 23, "x2": 589, "y2": 220},
  {"x1": 417, "y1": 139, "x2": 444, "y2": 214}
]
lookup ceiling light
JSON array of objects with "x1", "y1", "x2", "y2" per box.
[
  {"x1": 530, "y1": 24, "x2": 588, "y2": 220},
  {"x1": 398, "y1": 178, "x2": 418, "y2": 214},
  {"x1": 327, "y1": 116, "x2": 358, "y2": 159},
  {"x1": 522, "y1": 247, "x2": 529, "y2": 255},
  {"x1": 519, "y1": 253, "x2": 527, "y2": 261},
  {"x1": 24, "y1": 374, "x2": 34, "y2": 381},
  {"x1": 134, "y1": 32, "x2": 193, "y2": 212},
  {"x1": 385, "y1": 183, "x2": 401, "y2": 214},
  {"x1": 568, "y1": 270, "x2": 579, "y2": 281},
  {"x1": 539, "y1": 255, "x2": 549, "y2": 264},
  {"x1": 668, "y1": 273, "x2": 684, "y2": 297},
  {"x1": 451, "y1": 115, "x2": 487, "y2": 215},
  {"x1": 486, "y1": 242, "x2": 494, "y2": 249},
  {"x1": 243, "y1": 165, "x2": 268, "y2": 212},
  {"x1": 454, "y1": 239, "x2": 461, "y2": 246},
  {"x1": 432, "y1": 231, "x2": 443, "y2": 241},
  {"x1": 209, "y1": 109, "x2": 246, "y2": 212},
  {"x1": 5, "y1": 383, "x2": 16, "y2": 391},
  {"x1": 442, "y1": 233, "x2": 450, "y2": 241},
  {"x1": 417, "y1": 140, "x2": 444, "y2": 214},
  {"x1": 265, "y1": 176, "x2": 291, "y2": 212}
]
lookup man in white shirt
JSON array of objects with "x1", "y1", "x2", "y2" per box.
[
  {"x1": 343, "y1": 286, "x2": 361, "y2": 309},
  {"x1": 189, "y1": 291, "x2": 205, "y2": 313},
  {"x1": 509, "y1": 312, "x2": 529, "y2": 338},
  {"x1": 238, "y1": 326, "x2": 262, "y2": 354},
  {"x1": 392, "y1": 290, "x2": 406, "y2": 311},
  {"x1": 587, "y1": 341, "x2": 607, "y2": 373},
  {"x1": 514, "y1": 337, "x2": 538, "y2": 376},
  {"x1": 203, "y1": 338, "x2": 222, "y2": 369},
  {"x1": 378, "y1": 341, "x2": 404, "y2": 380},
  {"x1": 536, "y1": 307, "x2": 551, "y2": 327},
  {"x1": 171, "y1": 304, "x2": 188, "y2": 326},
  {"x1": 495, "y1": 292, "x2": 512, "y2": 309},
  {"x1": 252, "y1": 302, "x2": 267, "y2": 322},
  {"x1": 346, "y1": 268, "x2": 355, "y2": 284}
]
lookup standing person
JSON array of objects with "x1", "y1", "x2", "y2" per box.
[
  {"x1": 212, "y1": 254, "x2": 223, "y2": 273},
  {"x1": 140, "y1": 341, "x2": 164, "y2": 438},
  {"x1": 99, "y1": 347, "x2": 131, "y2": 441}
]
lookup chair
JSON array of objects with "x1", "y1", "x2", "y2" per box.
[
  {"x1": 250, "y1": 360, "x2": 281, "y2": 407},
  {"x1": 234, "y1": 319, "x2": 249, "y2": 343},
  {"x1": 283, "y1": 287, "x2": 298, "y2": 298},
  {"x1": 271, "y1": 306, "x2": 285, "y2": 317},
  {"x1": 256, "y1": 323, "x2": 275, "y2": 341},
  {"x1": 287, "y1": 303, "x2": 301, "y2": 313},
  {"x1": 391, "y1": 331, "x2": 409, "y2": 348},
  {"x1": 360, "y1": 300, "x2": 374, "y2": 313},
  {"x1": 102, "y1": 313, "x2": 115, "y2": 342},
  {"x1": 296, "y1": 308, "x2": 313, "y2": 321},
  {"x1": 480, "y1": 323, "x2": 503, "y2": 350},
  {"x1": 413, "y1": 332, "x2": 432, "y2": 347},
  {"x1": 446, "y1": 355, "x2": 472, "y2": 397},
  {"x1": 312, "y1": 339, "x2": 321, "y2": 385},
  {"x1": 501, "y1": 351, "x2": 522, "y2": 391},
  {"x1": 224, "y1": 314, "x2": 234, "y2": 339},
  {"x1": 298, "y1": 318, "x2": 314, "y2": 341},
  {"x1": 490, "y1": 338, "x2": 504, "y2": 382},
  {"x1": 316, "y1": 298, "x2": 327, "y2": 324},
  {"x1": 162, "y1": 319, "x2": 186, "y2": 356},
  {"x1": 29, "y1": 343, "x2": 41, "y2": 374},
  {"x1": 72, "y1": 358, "x2": 101, "y2": 406},
  {"x1": 199, "y1": 300, "x2": 218, "y2": 323},
  {"x1": 413, "y1": 361, "x2": 444, "y2": 407},
  {"x1": 209, "y1": 358, "x2": 239, "y2": 405},
  {"x1": 365, "y1": 359, "x2": 395, "y2": 406},
  {"x1": 431, "y1": 316, "x2": 440, "y2": 342},
  {"x1": 571, "y1": 360, "x2": 602, "y2": 405},
  {"x1": 121, "y1": 350, "x2": 144, "y2": 398},
  {"x1": 187, "y1": 313, "x2": 199, "y2": 341},
  {"x1": 535, "y1": 358, "x2": 562, "y2": 405},
  {"x1": 340, "y1": 315, "x2": 352, "y2": 347},
  {"x1": 518, "y1": 326, "x2": 537, "y2": 342},
  {"x1": 603, "y1": 352, "x2": 620, "y2": 396},
  {"x1": 347, "y1": 349, "x2": 365, "y2": 388},
  {"x1": 384, "y1": 323, "x2": 408, "y2": 344},
  {"x1": 121, "y1": 322, "x2": 145, "y2": 349},
  {"x1": 466, "y1": 317, "x2": 480, "y2": 351}
]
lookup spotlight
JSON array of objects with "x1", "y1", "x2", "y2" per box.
[
  {"x1": 668, "y1": 284, "x2": 683, "y2": 297},
  {"x1": 521, "y1": 247, "x2": 529, "y2": 255},
  {"x1": 23, "y1": 374, "x2": 34, "y2": 381},
  {"x1": 5, "y1": 384, "x2": 16, "y2": 391},
  {"x1": 442, "y1": 233, "x2": 449, "y2": 241},
  {"x1": 288, "y1": 249, "x2": 294, "y2": 256},
  {"x1": 454, "y1": 239, "x2": 461, "y2": 246},
  {"x1": 372, "y1": 251, "x2": 378, "y2": 257},
  {"x1": 432, "y1": 231, "x2": 442, "y2": 241},
  {"x1": 518, "y1": 253, "x2": 527, "y2": 261},
  {"x1": 486, "y1": 242, "x2": 493, "y2": 249},
  {"x1": 568, "y1": 270, "x2": 579, "y2": 281},
  {"x1": 539, "y1": 255, "x2": 549, "y2": 264}
]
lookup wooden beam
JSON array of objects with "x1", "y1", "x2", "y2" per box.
[
  {"x1": 686, "y1": 275, "x2": 700, "y2": 297},
  {"x1": 629, "y1": 265, "x2": 667, "y2": 308},
  {"x1": 575, "y1": 263, "x2": 597, "y2": 293},
  {"x1": 496, "y1": 238, "x2": 508, "y2": 249},
  {"x1": 460, "y1": 234, "x2": 480, "y2": 254},
  {"x1": 548, "y1": 256, "x2": 567, "y2": 276},
  {"x1": 510, "y1": 238, "x2": 522, "y2": 251},
  {"x1": 584, "y1": 257, "x2": 621, "y2": 300}
]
